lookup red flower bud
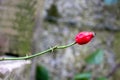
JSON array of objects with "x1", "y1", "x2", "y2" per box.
[{"x1": 75, "y1": 31, "x2": 95, "y2": 45}]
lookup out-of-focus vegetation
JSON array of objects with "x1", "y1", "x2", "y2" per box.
[
  {"x1": 85, "y1": 50, "x2": 104, "y2": 65},
  {"x1": 36, "y1": 65, "x2": 49, "y2": 80},
  {"x1": 74, "y1": 50, "x2": 107, "y2": 80},
  {"x1": 36, "y1": 50, "x2": 107, "y2": 80}
]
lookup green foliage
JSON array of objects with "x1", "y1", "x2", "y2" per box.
[
  {"x1": 36, "y1": 65, "x2": 49, "y2": 80},
  {"x1": 85, "y1": 50, "x2": 104, "y2": 64},
  {"x1": 74, "y1": 72, "x2": 91, "y2": 80},
  {"x1": 97, "y1": 77, "x2": 108, "y2": 80},
  {"x1": 74, "y1": 50, "x2": 106, "y2": 80}
]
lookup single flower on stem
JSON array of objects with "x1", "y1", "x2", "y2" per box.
[
  {"x1": 75, "y1": 31, "x2": 95, "y2": 45},
  {"x1": 0, "y1": 31, "x2": 95, "y2": 61}
]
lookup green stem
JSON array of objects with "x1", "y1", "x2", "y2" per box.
[{"x1": 0, "y1": 42, "x2": 76, "y2": 61}]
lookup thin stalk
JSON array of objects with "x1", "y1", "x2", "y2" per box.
[{"x1": 0, "y1": 42, "x2": 76, "y2": 61}]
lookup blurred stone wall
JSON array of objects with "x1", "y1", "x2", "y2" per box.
[
  {"x1": 0, "y1": 0, "x2": 120, "y2": 80},
  {"x1": 44, "y1": 0, "x2": 120, "y2": 30},
  {"x1": 0, "y1": 0, "x2": 19, "y2": 54},
  {"x1": 0, "y1": 0, "x2": 36, "y2": 55},
  {"x1": 36, "y1": 0, "x2": 120, "y2": 80}
]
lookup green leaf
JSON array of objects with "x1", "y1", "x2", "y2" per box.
[
  {"x1": 97, "y1": 77, "x2": 108, "y2": 80},
  {"x1": 36, "y1": 65, "x2": 49, "y2": 80},
  {"x1": 74, "y1": 72, "x2": 91, "y2": 80},
  {"x1": 85, "y1": 49, "x2": 104, "y2": 64}
]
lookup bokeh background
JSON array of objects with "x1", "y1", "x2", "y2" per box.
[{"x1": 0, "y1": 0, "x2": 120, "y2": 80}]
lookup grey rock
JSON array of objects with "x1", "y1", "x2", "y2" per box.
[{"x1": 0, "y1": 56, "x2": 31, "y2": 80}]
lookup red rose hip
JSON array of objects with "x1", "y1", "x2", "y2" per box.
[{"x1": 75, "y1": 31, "x2": 95, "y2": 45}]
